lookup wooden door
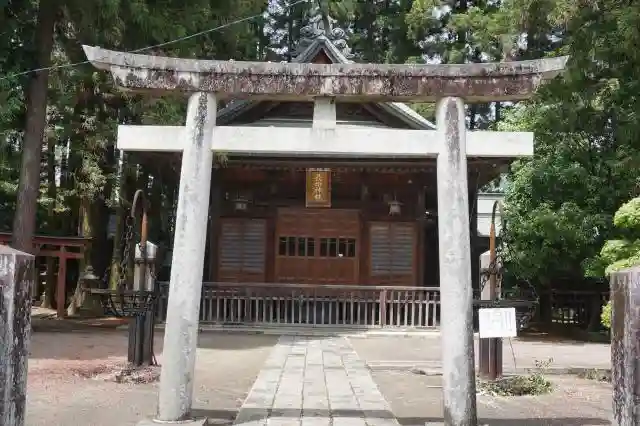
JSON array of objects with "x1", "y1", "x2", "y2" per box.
[
  {"x1": 275, "y1": 208, "x2": 360, "y2": 284},
  {"x1": 217, "y1": 218, "x2": 266, "y2": 282},
  {"x1": 368, "y1": 222, "x2": 416, "y2": 286}
]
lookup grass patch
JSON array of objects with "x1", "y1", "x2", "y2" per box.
[
  {"x1": 477, "y1": 358, "x2": 554, "y2": 397},
  {"x1": 576, "y1": 368, "x2": 611, "y2": 382}
]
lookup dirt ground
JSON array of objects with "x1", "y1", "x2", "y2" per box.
[
  {"x1": 348, "y1": 334, "x2": 611, "y2": 372},
  {"x1": 26, "y1": 330, "x2": 277, "y2": 426},
  {"x1": 25, "y1": 329, "x2": 613, "y2": 426},
  {"x1": 373, "y1": 371, "x2": 612, "y2": 425},
  {"x1": 351, "y1": 335, "x2": 612, "y2": 425}
]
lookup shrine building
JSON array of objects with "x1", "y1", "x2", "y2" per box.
[{"x1": 113, "y1": 12, "x2": 533, "y2": 328}]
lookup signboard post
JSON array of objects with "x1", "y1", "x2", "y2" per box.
[
  {"x1": 478, "y1": 307, "x2": 517, "y2": 339},
  {"x1": 478, "y1": 306, "x2": 517, "y2": 382},
  {"x1": 478, "y1": 204, "x2": 508, "y2": 381}
]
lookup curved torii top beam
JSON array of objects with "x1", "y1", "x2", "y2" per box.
[{"x1": 82, "y1": 45, "x2": 568, "y2": 103}]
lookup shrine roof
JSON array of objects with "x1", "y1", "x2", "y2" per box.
[{"x1": 216, "y1": 34, "x2": 436, "y2": 130}]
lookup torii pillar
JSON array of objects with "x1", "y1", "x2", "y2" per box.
[{"x1": 83, "y1": 45, "x2": 567, "y2": 426}]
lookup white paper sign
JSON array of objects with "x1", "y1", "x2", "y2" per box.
[{"x1": 478, "y1": 307, "x2": 517, "y2": 338}]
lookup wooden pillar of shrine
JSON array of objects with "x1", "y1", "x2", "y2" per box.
[{"x1": 207, "y1": 170, "x2": 221, "y2": 282}]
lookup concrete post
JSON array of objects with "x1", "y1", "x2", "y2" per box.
[
  {"x1": 0, "y1": 246, "x2": 35, "y2": 426},
  {"x1": 154, "y1": 92, "x2": 217, "y2": 424},
  {"x1": 436, "y1": 97, "x2": 478, "y2": 426},
  {"x1": 610, "y1": 267, "x2": 640, "y2": 426}
]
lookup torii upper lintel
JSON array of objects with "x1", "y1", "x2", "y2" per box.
[{"x1": 82, "y1": 45, "x2": 568, "y2": 103}]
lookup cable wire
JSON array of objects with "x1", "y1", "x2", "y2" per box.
[{"x1": 0, "y1": 0, "x2": 311, "y2": 82}]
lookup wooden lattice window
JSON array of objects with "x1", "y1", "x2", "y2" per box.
[
  {"x1": 319, "y1": 238, "x2": 356, "y2": 258},
  {"x1": 278, "y1": 236, "x2": 316, "y2": 257},
  {"x1": 369, "y1": 222, "x2": 415, "y2": 285},
  {"x1": 218, "y1": 219, "x2": 266, "y2": 281}
]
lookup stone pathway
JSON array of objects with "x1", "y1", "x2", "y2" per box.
[{"x1": 234, "y1": 335, "x2": 399, "y2": 426}]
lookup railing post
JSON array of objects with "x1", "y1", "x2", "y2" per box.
[{"x1": 379, "y1": 289, "x2": 387, "y2": 327}]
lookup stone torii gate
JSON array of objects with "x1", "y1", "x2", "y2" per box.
[{"x1": 83, "y1": 45, "x2": 567, "y2": 426}]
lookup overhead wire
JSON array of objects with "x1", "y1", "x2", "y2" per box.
[{"x1": 0, "y1": 0, "x2": 311, "y2": 82}]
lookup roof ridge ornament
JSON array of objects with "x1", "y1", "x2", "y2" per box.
[{"x1": 294, "y1": 2, "x2": 353, "y2": 59}]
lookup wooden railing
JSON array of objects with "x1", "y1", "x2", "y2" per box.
[{"x1": 156, "y1": 282, "x2": 441, "y2": 328}]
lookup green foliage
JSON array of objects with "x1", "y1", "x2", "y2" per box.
[
  {"x1": 2, "y1": 0, "x2": 640, "y2": 296},
  {"x1": 613, "y1": 198, "x2": 640, "y2": 230},
  {"x1": 598, "y1": 202, "x2": 640, "y2": 329},
  {"x1": 595, "y1": 197, "x2": 640, "y2": 329},
  {"x1": 601, "y1": 300, "x2": 612, "y2": 329},
  {"x1": 477, "y1": 358, "x2": 554, "y2": 396},
  {"x1": 499, "y1": 0, "x2": 640, "y2": 286},
  {"x1": 0, "y1": 0, "x2": 271, "y2": 233}
]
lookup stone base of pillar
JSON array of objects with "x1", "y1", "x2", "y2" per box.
[
  {"x1": 0, "y1": 246, "x2": 35, "y2": 426},
  {"x1": 137, "y1": 418, "x2": 207, "y2": 426},
  {"x1": 611, "y1": 267, "x2": 640, "y2": 426},
  {"x1": 425, "y1": 423, "x2": 489, "y2": 426}
]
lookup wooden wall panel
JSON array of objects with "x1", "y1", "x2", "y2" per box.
[
  {"x1": 368, "y1": 222, "x2": 417, "y2": 286},
  {"x1": 275, "y1": 208, "x2": 360, "y2": 285},
  {"x1": 217, "y1": 218, "x2": 267, "y2": 282}
]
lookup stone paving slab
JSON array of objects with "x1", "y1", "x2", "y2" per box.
[{"x1": 234, "y1": 336, "x2": 399, "y2": 426}]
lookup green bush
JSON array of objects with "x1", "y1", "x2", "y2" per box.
[
  {"x1": 601, "y1": 300, "x2": 611, "y2": 330},
  {"x1": 595, "y1": 197, "x2": 640, "y2": 328}
]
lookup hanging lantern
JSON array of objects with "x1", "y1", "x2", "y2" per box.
[
  {"x1": 388, "y1": 199, "x2": 402, "y2": 216},
  {"x1": 233, "y1": 195, "x2": 250, "y2": 212},
  {"x1": 424, "y1": 209, "x2": 438, "y2": 225}
]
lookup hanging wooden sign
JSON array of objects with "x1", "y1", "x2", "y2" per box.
[{"x1": 305, "y1": 168, "x2": 331, "y2": 208}]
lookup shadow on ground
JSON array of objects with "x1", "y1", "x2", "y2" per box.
[
  {"x1": 518, "y1": 328, "x2": 610, "y2": 345},
  {"x1": 28, "y1": 325, "x2": 377, "y2": 360},
  {"x1": 28, "y1": 329, "x2": 283, "y2": 361},
  {"x1": 407, "y1": 417, "x2": 609, "y2": 426},
  {"x1": 190, "y1": 408, "x2": 609, "y2": 426}
]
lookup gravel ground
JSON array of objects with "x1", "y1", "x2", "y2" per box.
[
  {"x1": 26, "y1": 330, "x2": 277, "y2": 426},
  {"x1": 372, "y1": 371, "x2": 612, "y2": 426}
]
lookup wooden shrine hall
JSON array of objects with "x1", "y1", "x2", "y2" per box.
[{"x1": 114, "y1": 12, "x2": 534, "y2": 328}]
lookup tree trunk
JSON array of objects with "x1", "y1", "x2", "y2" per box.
[
  {"x1": 108, "y1": 205, "x2": 124, "y2": 289},
  {"x1": 109, "y1": 149, "x2": 126, "y2": 290},
  {"x1": 93, "y1": 143, "x2": 116, "y2": 280},
  {"x1": 42, "y1": 257, "x2": 56, "y2": 309},
  {"x1": 68, "y1": 197, "x2": 92, "y2": 316},
  {"x1": 11, "y1": 1, "x2": 57, "y2": 252},
  {"x1": 150, "y1": 173, "x2": 163, "y2": 242},
  {"x1": 41, "y1": 137, "x2": 57, "y2": 308},
  {"x1": 110, "y1": 157, "x2": 137, "y2": 289}
]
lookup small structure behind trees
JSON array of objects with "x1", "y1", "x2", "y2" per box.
[{"x1": 0, "y1": 233, "x2": 90, "y2": 318}]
